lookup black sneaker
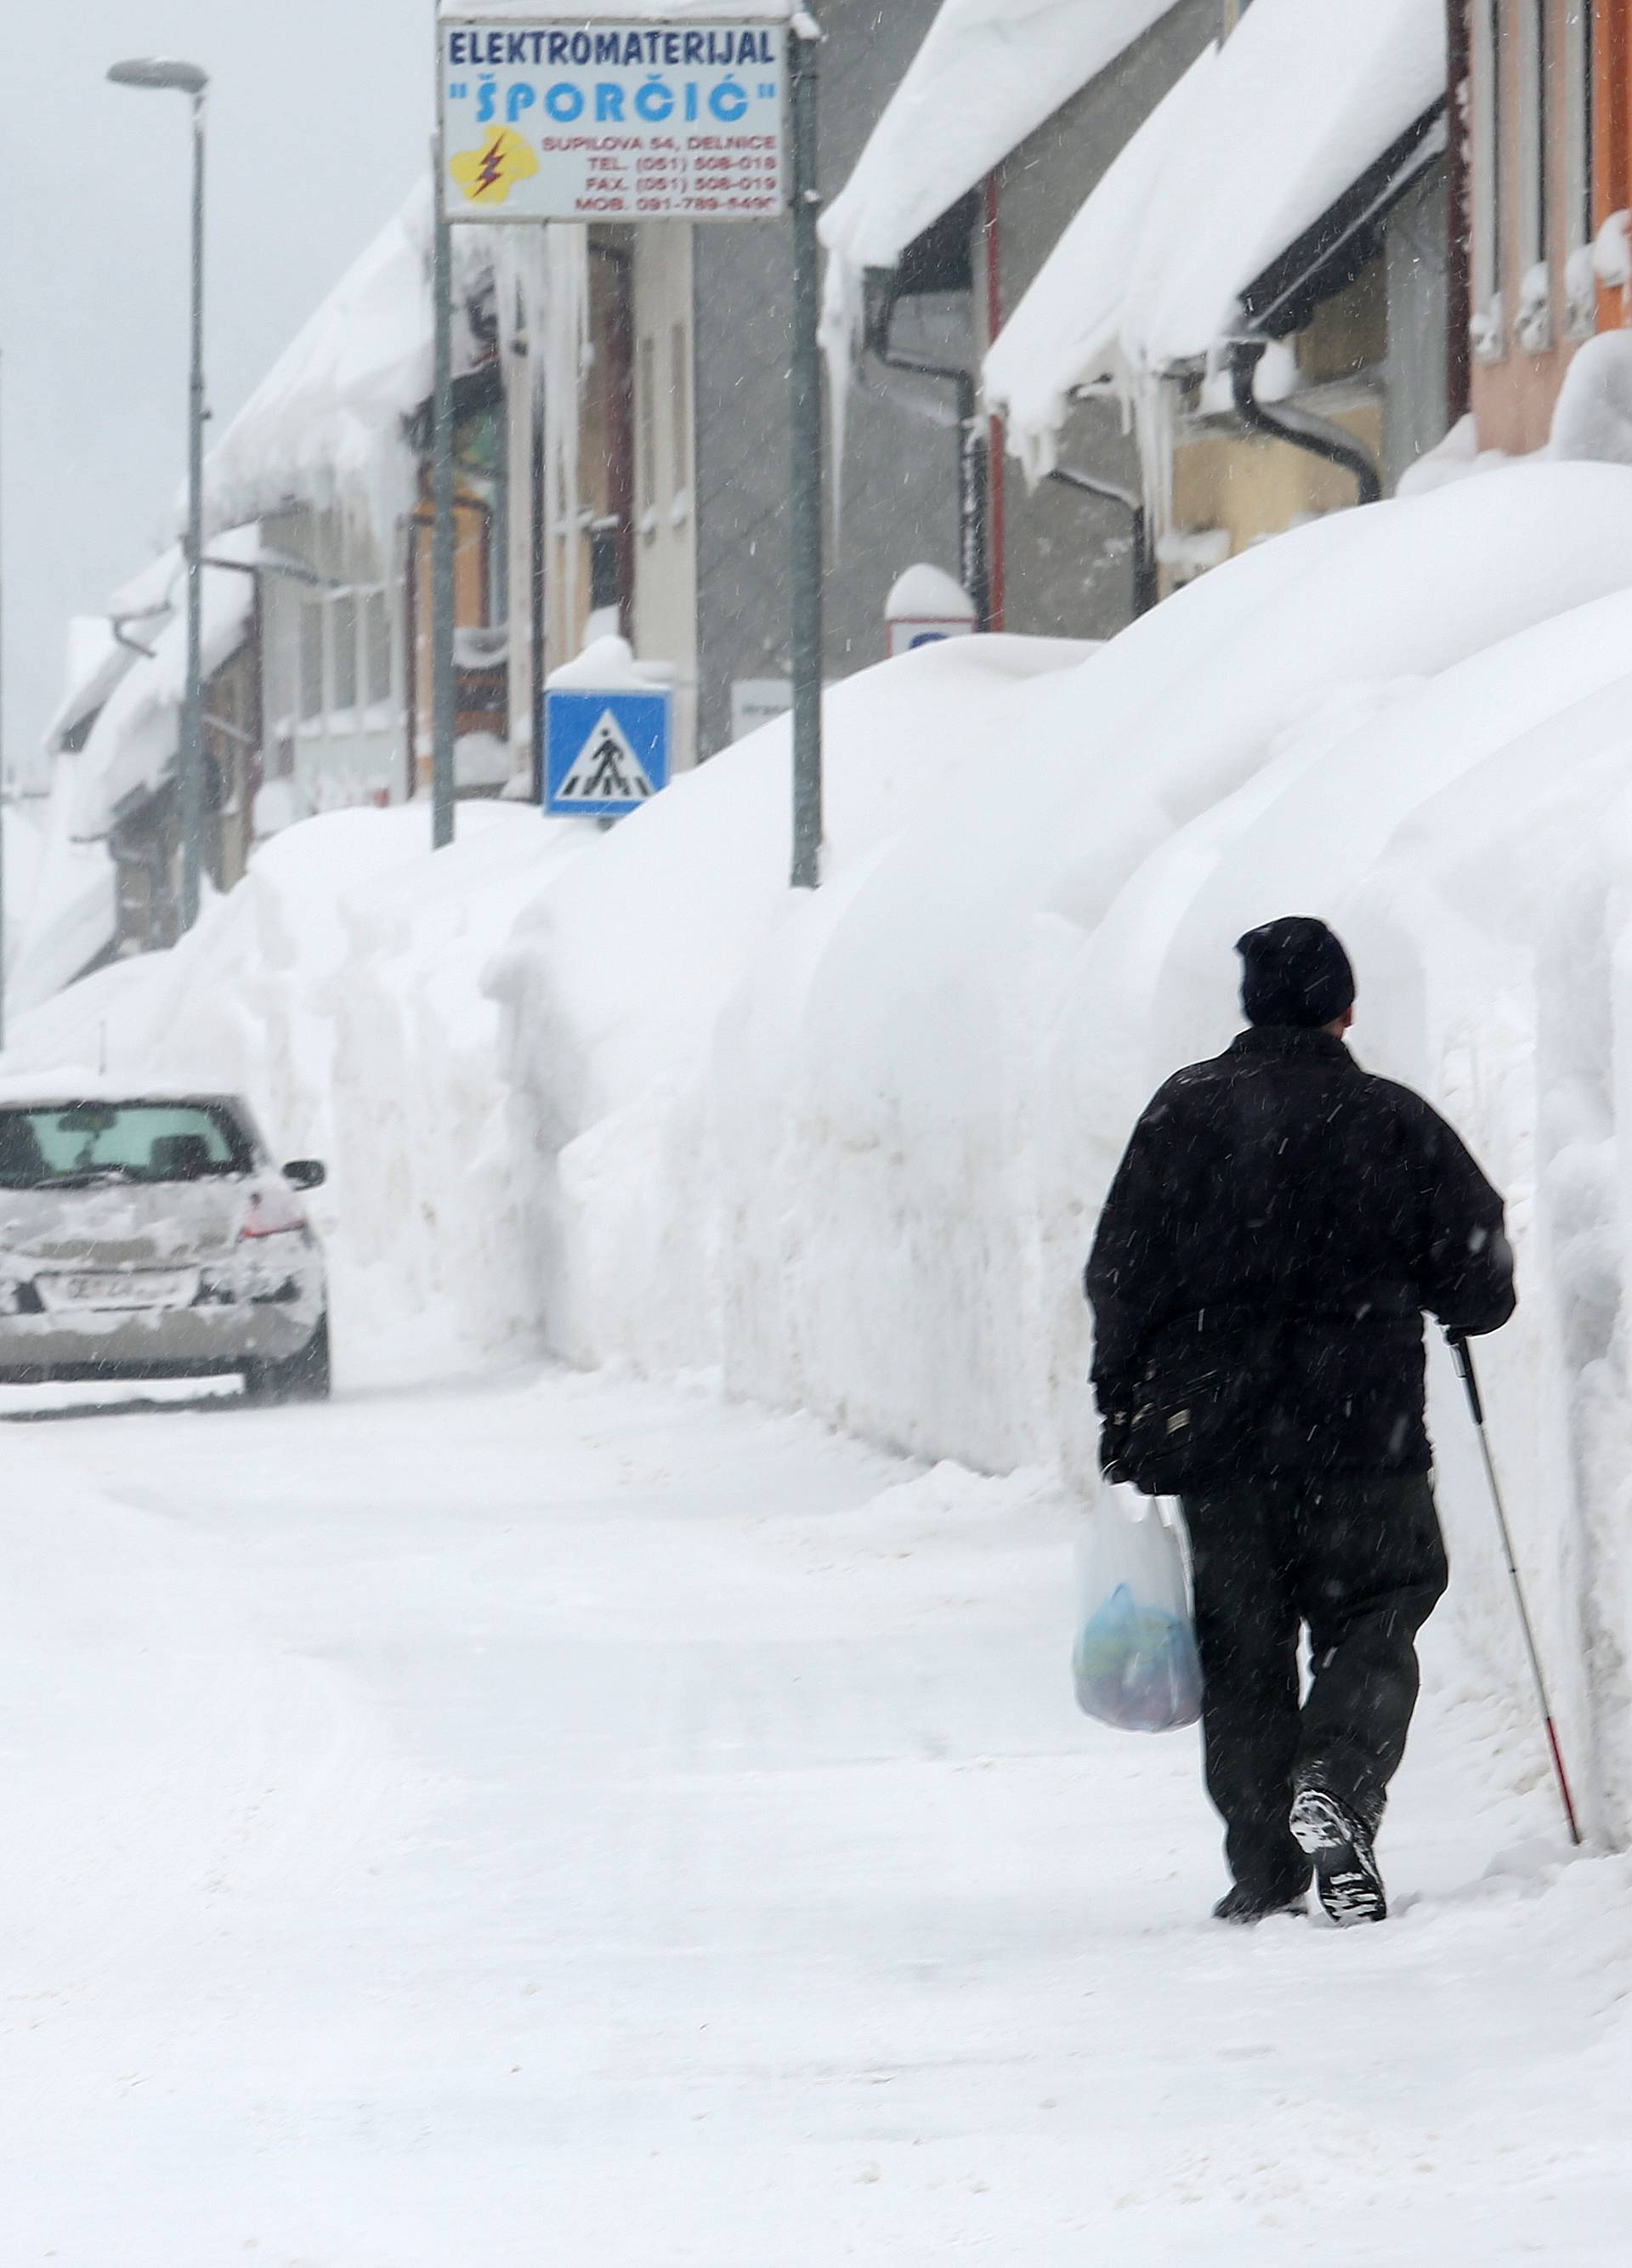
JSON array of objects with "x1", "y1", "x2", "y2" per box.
[
  {"x1": 1290, "y1": 1786, "x2": 1387, "y2": 1926},
  {"x1": 1211, "y1": 1884, "x2": 1309, "y2": 1926}
]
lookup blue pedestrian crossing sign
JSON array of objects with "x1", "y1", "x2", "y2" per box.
[{"x1": 545, "y1": 689, "x2": 672, "y2": 818}]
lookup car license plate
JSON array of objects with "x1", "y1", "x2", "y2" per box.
[{"x1": 43, "y1": 1270, "x2": 196, "y2": 1312}]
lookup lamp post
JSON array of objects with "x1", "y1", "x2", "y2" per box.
[{"x1": 108, "y1": 57, "x2": 209, "y2": 933}]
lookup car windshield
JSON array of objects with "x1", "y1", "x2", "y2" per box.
[{"x1": 0, "y1": 1102, "x2": 254, "y2": 1188}]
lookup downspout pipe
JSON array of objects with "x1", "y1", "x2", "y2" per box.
[
  {"x1": 1046, "y1": 463, "x2": 1158, "y2": 620},
  {"x1": 863, "y1": 269, "x2": 991, "y2": 630},
  {"x1": 1230, "y1": 339, "x2": 1382, "y2": 506}
]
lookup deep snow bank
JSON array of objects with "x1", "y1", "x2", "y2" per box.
[
  {"x1": 486, "y1": 464, "x2": 1632, "y2": 1840},
  {"x1": 15, "y1": 466, "x2": 1632, "y2": 1837},
  {"x1": 2, "y1": 804, "x2": 589, "y2": 1378}
]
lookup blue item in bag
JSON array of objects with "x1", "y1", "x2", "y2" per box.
[{"x1": 1073, "y1": 1580, "x2": 1203, "y2": 1734}]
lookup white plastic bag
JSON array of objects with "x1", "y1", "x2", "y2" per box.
[{"x1": 1072, "y1": 1489, "x2": 1203, "y2": 1733}]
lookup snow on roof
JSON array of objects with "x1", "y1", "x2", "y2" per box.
[
  {"x1": 204, "y1": 183, "x2": 505, "y2": 540},
  {"x1": 982, "y1": 43, "x2": 1217, "y2": 485},
  {"x1": 42, "y1": 545, "x2": 190, "y2": 761},
  {"x1": 6, "y1": 765, "x2": 115, "y2": 1019},
  {"x1": 0, "y1": 1069, "x2": 251, "y2": 1108},
  {"x1": 42, "y1": 620, "x2": 139, "y2": 759},
  {"x1": 204, "y1": 188, "x2": 432, "y2": 536},
  {"x1": 1119, "y1": 0, "x2": 1445, "y2": 373},
  {"x1": 821, "y1": 0, "x2": 1179, "y2": 287},
  {"x1": 982, "y1": 0, "x2": 1444, "y2": 480},
  {"x1": 109, "y1": 542, "x2": 186, "y2": 625},
  {"x1": 71, "y1": 528, "x2": 263, "y2": 840}
]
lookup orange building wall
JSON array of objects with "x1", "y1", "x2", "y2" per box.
[{"x1": 1471, "y1": 0, "x2": 1624, "y2": 454}]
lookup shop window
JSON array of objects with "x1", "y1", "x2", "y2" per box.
[
  {"x1": 330, "y1": 590, "x2": 360, "y2": 715},
  {"x1": 365, "y1": 588, "x2": 393, "y2": 709},
  {"x1": 298, "y1": 599, "x2": 325, "y2": 723},
  {"x1": 1514, "y1": 0, "x2": 1553, "y2": 352},
  {"x1": 455, "y1": 402, "x2": 507, "y2": 625},
  {"x1": 589, "y1": 518, "x2": 624, "y2": 612},
  {"x1": 638, "y1": 335, "x2": 658, "y2": 530},
  {"x1": 1471, "y1": 0, "x2": 1506, "y2": 360},
  {"x1": 670, "y1": 322, "x2": 690, "y2": 499},
  {"x1": 1566, "y1": 3, "x2": 1597, "y2": 333}
]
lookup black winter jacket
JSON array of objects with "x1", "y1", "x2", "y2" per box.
[{"x1": 1084, "y1": 1027, "x2": 1516, "y2": 1480}]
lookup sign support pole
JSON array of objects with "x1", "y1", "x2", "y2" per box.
[
  {"x1": 180, "y1": 88, "x2": 208, "y2": 932},
  {"x1": 432, "y1": 132, "x2": 458, "y2": 851},
  {"x1": 0, "y1": 349, "x2": 7, "y2": 1052},
  {"x1": 789, "y1": 18, "x2": 824, "y2": 892}
]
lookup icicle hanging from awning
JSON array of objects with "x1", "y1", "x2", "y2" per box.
[{"x1": 491, "y1": 221, "x2": 592, "y2": 565}]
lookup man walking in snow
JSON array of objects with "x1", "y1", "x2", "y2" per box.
[{"x1": 1084, "y1": 918, "x2": 1516, "y2": 1927}]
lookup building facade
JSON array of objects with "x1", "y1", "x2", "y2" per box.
[
  {"x1": 982, "y1": 0, "x2": 1221, "y2": 637},
  {"x1": 1461, "y1": 0, "x2": 1604, "y2": 452}
]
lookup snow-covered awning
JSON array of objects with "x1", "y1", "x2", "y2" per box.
[
  {"x1": 202, "y1": 182, "x2": 519, "y2": 541},
  {"x1": 983, "y1": 0, "x2": 1445, "y2": 479},
  {"x1": 982, "y1": 44, "x2": 1216, "y2": 486},
  {"x1": 1124, "y1": 0, "x2": 1444, "y2": 371},
  {"x1": 822, "y1": 0, "x2": 1179, "y2": 286},
  {"x1": 204, "y1": 174, "x2": 592, "y2": 555},
  {"x1": 820, "y1": 0, "x2": 1182, "y2": 394},
  {"x1": 204, "y1": 188, "x2": 445, "y2": 538},
  {"x1": 40, "y1": 545, "x2": 194, "y2": 762},
  {"x1": 72, "y1": 528, "x2": 263, "y2": 841},
  {"x1": 42, "y1": 621, "x2": 138, "y2": 761}
]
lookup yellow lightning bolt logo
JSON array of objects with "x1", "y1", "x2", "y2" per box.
[{"x1": 449, "y1": 127, "x2": 541, "y2": 207}]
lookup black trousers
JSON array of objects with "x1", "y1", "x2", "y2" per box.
[{"x1": 1179, "y1": 1472, "x2": 1448, "y2": 1899}]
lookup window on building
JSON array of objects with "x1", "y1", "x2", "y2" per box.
[
  {"x1": 1471, "y1": 0, "x2": 1505, "y2": 360},
  {"x1": 589, "y1": 517, "x2": 623, "y2": 613},
  {"x1": 364, "y1": 588, "x2": 393, "y2": 710},
  {"x1": 669, "y1": 321, "x2": 689, "y2": 500},
  {"x1": 638, "y1": 335, "x2": 657, "y2": 524},
  {"x1": 1566, "y1": 3, "x2": 1597, "y2": 334},
  {"x1": 330, "y1": 590, "x2": 360, "y2": 715},
  {"x1": 298, "y1": 599, "x2": 325, "y2": 723},
  {"x1": 1516, "y1": 0, "x2": 1553, "y2": 350}
]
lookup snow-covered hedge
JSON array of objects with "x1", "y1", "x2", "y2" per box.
[{"x1": 14, "y1": 462, "x2": 1632, "y2": 1839}]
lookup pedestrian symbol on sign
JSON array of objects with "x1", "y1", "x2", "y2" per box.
[
  {"x1": 556, "y1": 710, "x2": 655, "y2": 804},
  {"x1": 544, "y1": 682, "x2": 672, "y2": 818}
]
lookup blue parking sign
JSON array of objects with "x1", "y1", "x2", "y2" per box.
[{"x1": 545, "y1": 689, "x2": 672, "y2": 818}]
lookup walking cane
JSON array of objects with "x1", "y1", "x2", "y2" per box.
[{"x1": 1446, "y1": 1331, "x2": 1583, "y2": 1847}]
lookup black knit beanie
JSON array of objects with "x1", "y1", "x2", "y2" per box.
[{"x1": 1237, "y1": 916, "x2": 1355, "y2": 1029}]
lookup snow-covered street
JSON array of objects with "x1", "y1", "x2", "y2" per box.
[{"x1": 3, "y1": 1364, "x2": 1628, "y2": 2265}]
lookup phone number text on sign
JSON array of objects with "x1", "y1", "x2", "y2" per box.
[{"x1": 440, "y1": 19, "x2": 789, "y2": 223}]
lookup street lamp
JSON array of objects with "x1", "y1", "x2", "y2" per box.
[{"x1": 108, "y1": 56, "x2": 210, "y2": 933}]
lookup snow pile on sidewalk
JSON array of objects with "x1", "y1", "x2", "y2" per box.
[
  {"x1": 483, "y1": 462, "x2": 1632, "y2": 1840},
  {"x1": 14, "y1": 464, "x2": 1632, "y2": 1835},
  {"x1": 2, "y1": 634, "x2": 1085, "y2": 1378},
  {"x1": 2, "y1": 805, "x2": 589, "y2": 1378}
]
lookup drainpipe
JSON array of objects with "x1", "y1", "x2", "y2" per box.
[
  {"x1": 1046, "y1": 463, "x2": 1158, "y2": 619},
  {"x1": 1229, "y1": 340, "x2": 1382, "y2": 505},
  {"x1": 1445, "y1": 0, "x2": 1472, "y2": 425},
  {"x1": 863, "y1": 269, "x2": 991, "y2": 630}
]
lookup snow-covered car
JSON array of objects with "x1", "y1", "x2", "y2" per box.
[{"x1": 0, "y1": 1086, "x2": 329, "y2": 1401}]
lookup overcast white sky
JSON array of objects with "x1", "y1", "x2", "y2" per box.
[{"x1": 0, "y1": 2, "x2": 432, "y2": 780}]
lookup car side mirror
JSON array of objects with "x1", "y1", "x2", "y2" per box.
[{"x1": 282, "y1": 1159, "x2": 326, "y2": 1191}]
